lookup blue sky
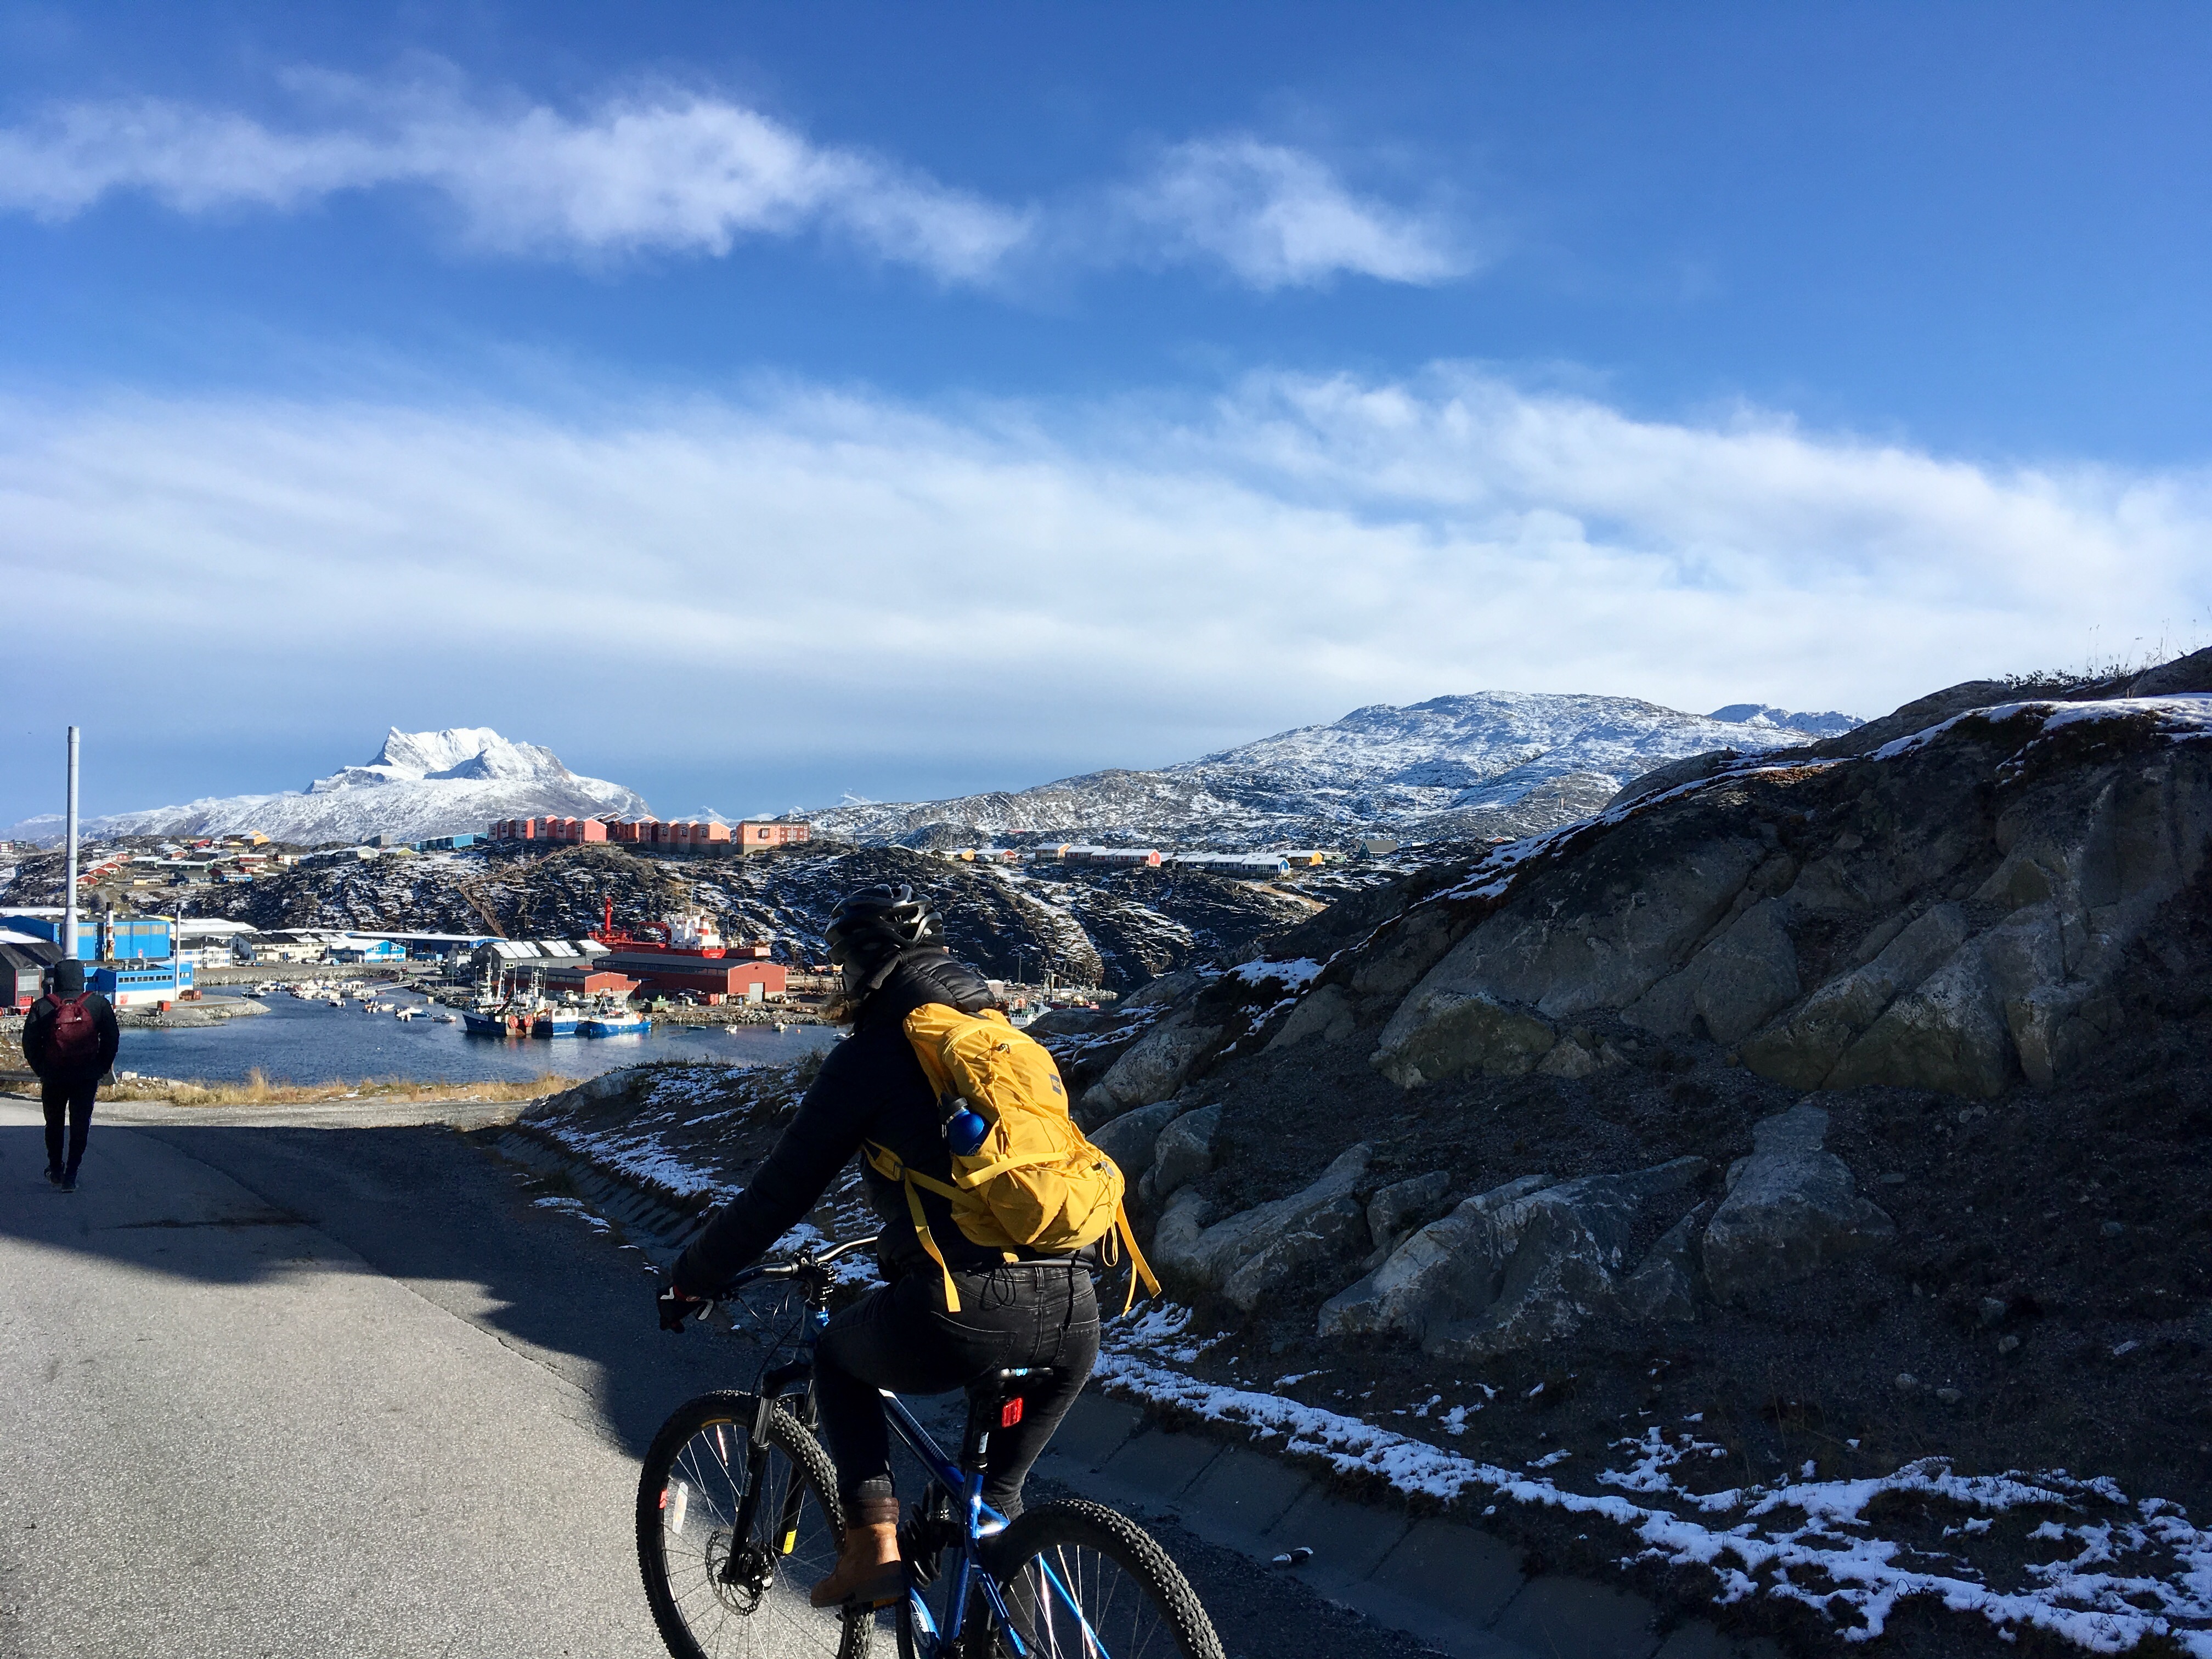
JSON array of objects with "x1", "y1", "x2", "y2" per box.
[{"x1": 2, "y1": 2, "x2": 2208, "y2": 826}]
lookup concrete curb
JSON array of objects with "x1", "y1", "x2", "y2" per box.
[{"x1": 484, "y1": 1121, "x2": 1781, "y2": 1659}]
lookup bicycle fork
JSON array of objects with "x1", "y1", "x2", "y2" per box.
[{"x1": 721, "y1": 1363, "x2": 812, "y2": 1585}]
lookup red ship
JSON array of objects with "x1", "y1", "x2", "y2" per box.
[{"x1": 591, "y1": 898, "x2": 731, "y2": 956}]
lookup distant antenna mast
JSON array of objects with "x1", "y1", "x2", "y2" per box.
[{"x1": 63, "y1": 726, "x2": 80, "y2": 962}]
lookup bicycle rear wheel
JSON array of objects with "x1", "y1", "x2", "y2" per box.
[
  {"x1": 636, "y1": 1390, "x2": 873, "y2": 1659},
  {"x1": 974, "y1": 1498, "x2": 1224, "y2": 1659}
]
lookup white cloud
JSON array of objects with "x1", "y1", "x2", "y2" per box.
[
  {"x1": 3, "y1": 369, "x2": 2205, "y2": 817},
  {"x1": 0, "y1": 80, "x2": 1031, "y2": 279},
  {"x1": 0, "y1": 76, "x2": 1471, "y2": 289},
  {"x1": 1115, "y1": 137, "x2": 1475, "y2": 287}
]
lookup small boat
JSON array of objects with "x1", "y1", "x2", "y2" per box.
[
  {"x1": 433, "y1": 1011, "x2": 458, "y2": 1024},
  {"x1": 577, "y1": 991, "x2": 650, "y2": 1037},
  {"x1": 394, "y1": 1007, "x2": 417, "y2": 1021}
]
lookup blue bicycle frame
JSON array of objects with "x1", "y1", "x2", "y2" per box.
[
  {"x1": 719, "y1": 1240, "x2": 1108, "y2": 1658},
  {"x1": 875, "y1": 1383, "x2": 1031, "y2": 1655}
]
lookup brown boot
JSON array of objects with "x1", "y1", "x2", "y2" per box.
[{"x1": 809, "y1": 1496, "x2": 903, "y2": 1610}]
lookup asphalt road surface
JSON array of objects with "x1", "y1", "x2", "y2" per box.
[{"x1": 0, "y1": 1101, "x2": 1442, "y2": 1659}]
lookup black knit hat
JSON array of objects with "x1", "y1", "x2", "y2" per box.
[{"x1": 50, "y1": 959, "x2": 85, "y2": 996}]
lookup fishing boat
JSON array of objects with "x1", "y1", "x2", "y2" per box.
[
  {"x1": 461, "y1": 966, "x2": 543, "y2": 1035},
  {"x1": 578, "y1": 994, "x2": 651, "y2": 1037}
]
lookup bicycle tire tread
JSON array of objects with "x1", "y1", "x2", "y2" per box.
[{"x1": 989, "y1": 1497, "x2": 1226, "y2": 1659}]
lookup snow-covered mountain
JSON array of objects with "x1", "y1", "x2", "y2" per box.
[
  {"x1": 9, "y1": 728, "x2": 646, "y2": 847},
  {"x1": 809, "y1": 691, "x2": 1862, "y2": 849},
  {"x1": 1708, "y1": 703, "x2": 1863, "y2": 737}
]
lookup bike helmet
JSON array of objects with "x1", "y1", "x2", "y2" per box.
[{"x1": 825, "y1": 883, "x2": 945, "y2": 995}]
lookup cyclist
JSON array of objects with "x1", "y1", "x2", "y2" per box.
[{"x1": 657, "y1": 884, "x2": 1101, "y2": 1611}]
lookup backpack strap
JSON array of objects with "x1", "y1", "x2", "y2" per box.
[
  {"x1": 862, "y1": 1141, "x2": 965, "y2": 1312},
  {"x1": 1112, "y1": 1200, "x2": 1162, "y2": 1315},
  {"x1": 947, "y1": 1149, "x2": 1066, "y2": 1190}
]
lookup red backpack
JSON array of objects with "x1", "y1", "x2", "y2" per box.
[{"x1": 47, "y1": 992, "x2": 98, "y2": 1067}]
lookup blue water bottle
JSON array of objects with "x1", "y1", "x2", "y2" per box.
[{"x1": 944, "y1": 1099, "x2": 990, "y2": 1155}]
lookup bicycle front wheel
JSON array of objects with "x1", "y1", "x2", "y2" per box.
[
  {"x1": 980, "y1": 1498, "x2": 1224, "y2": 1659},
  {"x1": 636, "y1": 1390, "x2": 872, "y2": 1659}
]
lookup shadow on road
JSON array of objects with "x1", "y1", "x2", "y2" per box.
[{"x1": 0, "y1": 1116, "x2": 786, "y2": 1462}]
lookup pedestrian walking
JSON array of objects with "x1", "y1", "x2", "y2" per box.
[{"x1": 22, "y1": 959, "x2": 119, "y2": 1193}]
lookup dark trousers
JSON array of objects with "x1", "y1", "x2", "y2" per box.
[
  {"x1": 41, "y1": 1074, "x2": 99, "y2": 1175},
  {"x1": 815, "y1": 1260, "x2": 1098, "y2": 1519}
]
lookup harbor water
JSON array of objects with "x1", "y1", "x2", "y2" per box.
[{"x1": 118, "y1": 987, "x2": 842, "y2": 1087}]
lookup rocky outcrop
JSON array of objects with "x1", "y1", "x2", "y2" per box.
[
  {"x1": 1701, "y1": 1104, "x2": 1893, "y2": 1302},
  {"x1": 1090, "y1": 1099, "x2": 1188, "y2": 1186},
  {"x1": 1607, "y1": 747, "x2": 1745, "y2": 809},
  {"x1": 1739, "y1": 905, "x2": 1971, "y2": 1088},
  {"x1": 1620, "y1": 1205, "x2": 1706, "y2": 1324},
  {"x1": 1391, "y1": 837, "x2": 1769, "y2": 1026},
  {"x1": 1267, "y1": 984, "x2": 1357, "y2": 1051},
  {"x1": 1318, "y1": 1158, "x2": 1707, "y2": 1358},
  {"x1": 1124, "y1": 967, "x2": 1208, "y2": 1009},
  {"x1": 1370, "y1": 989, "x2": 1558, "y2": 1085},
  {"x1": 1152, "y1": 1143, "x2": 1373, "y2": 1307},
  {"x1": 1365, "y1": 688, "x2": 2212, "y2": 1099},
  {"x1": 1318, "y1": 1174, "x2": 1551, "y2": 1341},
  {"x1": 1364, "y1": 1170, "x2": 1455, "y2": 1266},
  {"x1": 1143, "y1": 1103, "x2": 1222, "y2": 1204},
  {"x1": 1081, "y1": 1013, "x2": 1222, "y2": 1123}
]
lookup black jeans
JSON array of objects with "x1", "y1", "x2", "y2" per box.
[
  {"x1": 815, "y1": 1260, "x2": 1099, "y2": 1519},
  {"x1": 41, "y1": 1074, "x2": 99, "y2": 1176}
]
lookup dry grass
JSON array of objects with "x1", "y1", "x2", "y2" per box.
[{"x1": 99, "y1": 1066, "x2": 580, "y2": 1108}]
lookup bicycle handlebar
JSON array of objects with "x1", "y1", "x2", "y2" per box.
[{"x1": 710, "y1": 1232, "x2": 881, "y2": 1297}]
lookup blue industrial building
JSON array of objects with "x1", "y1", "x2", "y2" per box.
[{"x1": 1, "y1": 910, "x2": 194, "y2": 1006}]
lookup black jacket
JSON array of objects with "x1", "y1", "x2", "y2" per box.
[
  {"x1": 22, "y1": 989, "x2": 120, "y2": 1081},
  {"x1": 672, "y1": 950, "x2": 1077, "y2": 1295}
]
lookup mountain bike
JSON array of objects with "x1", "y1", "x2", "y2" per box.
[{"x1": 637, "y1": 1233, "x2": 1225, "y2": 1659}]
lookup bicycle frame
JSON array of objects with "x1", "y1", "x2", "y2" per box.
[{"x1": 710, "y1": 1241, "x2": 1108, "y2": 1658}]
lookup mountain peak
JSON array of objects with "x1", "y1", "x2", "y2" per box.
[
  {"x1": 369, "y1": 726, "x2": 514, "y2": 779},
  {"x1": 25, "y1": 725, "x2": 646, "y2": 847}
]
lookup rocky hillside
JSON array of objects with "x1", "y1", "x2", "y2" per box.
[
  {"x1": 50, "y1": 839, "x2": 1325, "y2": 993},
  {"x1": 1047, "y1": 648, "x2": 2212, "y2": 1654},
  {"x1": 809, "y1": 692, "x2": 1852, "y2": 849},
  {"x1": 5, "y1": 727, "x2": 646, "y2": 847}
]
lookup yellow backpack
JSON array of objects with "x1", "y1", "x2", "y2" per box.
[{"x1": 864, "y1": 1004, "x2": 1159, "y2": 1313}]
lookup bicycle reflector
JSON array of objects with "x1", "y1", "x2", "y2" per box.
[{"x1": 1000, "y1": 1397, "x2": 1025, "y2": 1429}]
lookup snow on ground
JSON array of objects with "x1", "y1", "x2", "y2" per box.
[
  {"x1": 529, "y1": 1055, "x2": 2212, "y2": 1652},
  {"x1": 1098, "y1": 1308, "x2": 2212, "y2": 1653},
  {"x1": 1870, "y1": 695, "x2": 2212, "y2": 764},
  {"x1": 531, "y1": 1195, "x2": 611, "y2": 1232}
]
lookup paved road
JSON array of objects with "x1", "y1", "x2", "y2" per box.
[{"x1": 0, "y1": 1101, "x2": 1442, "y2": 1659}]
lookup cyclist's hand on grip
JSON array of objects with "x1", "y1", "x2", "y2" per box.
[{"x1": 657, "y1": 1283, "x2": 707, "y2": 1333}]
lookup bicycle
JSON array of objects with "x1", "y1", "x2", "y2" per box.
[{"x1": 637, "y1": 1233, "x2": 1226, "y2": 1659}]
